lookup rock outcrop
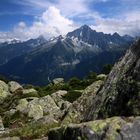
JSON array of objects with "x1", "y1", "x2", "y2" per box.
[
  {"x1": 62, "y1": 80, "x2": 104, "y2": 124},
  {"x1": 8, "y1": 81, "x2": 23, "y2": 94},
  {"x1": 22, "y1": 88, "x2": 38, "y2": 97},
  {"x1": 27, "y1": 103, "x2": 43, "y2": 120},
  {"x1": 0, "y1": 80, "x2": 10, "y2": 103},
  {"x1": 51, "y1": 90, "x2": 71, "y2": 111},
  {"x1": 85, "y1": 38, "x2": 140, "y2": 121},
  {"x1": 48, "y1": 116, "x2": 140, "y2": 140}
]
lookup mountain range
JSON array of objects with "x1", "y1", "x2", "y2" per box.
[{"x1": 0, "y1": 25, "x2": 135, "y2": 85}]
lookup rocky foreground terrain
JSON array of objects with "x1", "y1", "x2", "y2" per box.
[{"x1": 0, "y1": 38, "x2": 140, "y2": 139}]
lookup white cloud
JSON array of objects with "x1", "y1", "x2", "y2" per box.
[
  {"x1": 0, "y1": 6, "x2": 77, "y2": 41},
  {"x1": 90, "y1": 10, "x2": 140, "y2": 36},
  {"x1": 56, "y1": 0, "x2": 89, "y2": 17},
  {"x1": 12, "y1": 0, "x2": 90, "y2": 17},
  {"x1": 0, "y1": 0, "x2": 140, "y2": 42}
]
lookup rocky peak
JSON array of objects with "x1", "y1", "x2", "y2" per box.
[
  {"x1": 66, "y1": 25, "x2": 134, "y2": 50},
  {"x1": 67, "y1": 25, "x2": 93, "y2": 40},
  {"x1": 113, "y1": 32, "x2": 120, "y2": 37},
  {"x1": 80, "y1": 24, "x2": 92, "y2": 31}
]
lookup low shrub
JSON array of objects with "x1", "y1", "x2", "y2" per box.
[{"x1": 63, "y1": 90, "x2": 82, "y2": 103}]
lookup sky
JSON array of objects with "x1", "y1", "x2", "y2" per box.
[{"x1": 0, "y1": 0, "x2": 140, "y2": 41}]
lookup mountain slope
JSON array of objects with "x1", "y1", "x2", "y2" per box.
[
  {"x1": 0, "y1": 25, "x2": 134, "y2": 85},
  {"x1": 0, "y1": 36, "x2": 47, "y2": 65},
  {"x1": 67, "y1": 25, "x2": 134, "y2": 50}
]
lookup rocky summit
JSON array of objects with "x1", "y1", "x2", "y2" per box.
[{"x1": 0, "y1": 38, "x2": 140, "y2": 140}]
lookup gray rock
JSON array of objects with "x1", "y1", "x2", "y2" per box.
[
  {"x1": 22, "y1": 88, "x2": 38, "y2": 97},
  {"x1": 16, "y1": 98, "x2": 43, "y2": 120},
  {"x1": 51, "y1": 90, "x2": 71, "y2": 109},
  {"x1": 8, "y1": 81, "x2": 23, "y2": 94},
  {"x1": 27, "y1": 103, "x2": 43, "y2": 120},
  {"x1": 83, "y1": 80, "x2": 103, "y2": 95},
  {"x1": 120, "y1": 117, "x2": 140, "y2": 140},
  {"x1": 16, "y1": 99, "x2": 29, "y2": 114},
  {"x1": 25, "y1": 95, "x2": 62, "y2": 120},
  {"x1": 0, "y1": 80, "x2": 10, "y2": 103},
  {"x1": 15, "y1": 94, "x2": 63, "y2": 121},
  {"x1": 62, "y1": 80, "x2": 103, "y2": 124},
  {"x1": 36, "y1": 95, "x2": 60, "y2": 116},
  {"x1": 48, "y1": 116, "x2": 140, "y2": 140}
]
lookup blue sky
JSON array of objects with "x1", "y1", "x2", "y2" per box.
[{"x1": 0, "y1": 0, "x2": 140, "y2": 41}]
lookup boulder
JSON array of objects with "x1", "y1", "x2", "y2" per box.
[
  {"x1": 25, "y1": 95, "x2": 62, "y2": 120},
  {"x1": 16, "y1": 99, "x2": 29, "y2": 114},
  {"x1": 52, "y1": 78, "x2": 64, "y2": 85},
  {"x1": 120, "y1": 117, "x2": 140, "y2": 140},
  {"x1": 27, "y1": 103, "x2": 43, "y2": 120},
  {"x1": 0, "y1": 80, "x2": 10, "y2": 103},
  {"x1": 62, "y1": 80, "x2": 103, "y2": 124},
  {"x1": 48, "y1": 116, "x2": 140, "y2": 140},
  {"x1": 83, "y1": 80, "x2": 103, "y2": 95},
  {"x1": 8, "y1": 81, "x2": 23, "y2": 94},
  {"x1": 22, "y1": 88, "x2": 38, "y2": 97},
  {"x1": 51, "y1": 90, "x2": 71, "y2": 109},
  {"x1": 38, "y1": 95, "x2": 62, "y2": 120},
  {"x1": 15, "y1": 94, "x2": 62, "y2": 121}
]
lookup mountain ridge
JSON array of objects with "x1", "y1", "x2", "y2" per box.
[{"x1": 0, "y1": 25, "x2": 135, "y2": 85}]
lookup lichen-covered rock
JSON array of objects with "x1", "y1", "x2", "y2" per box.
[
  {"x1": 22, "y1": 88, "x2": 38, "y2": 97},
  {"x1": 0, "y1": 116, "x2": 4, "y2": 131},
  {"x1": 86, "y1": 38, "x2": 140, "y2": 121},
  {"x1": 51, "y1": 90, "x2": 71, "y2": 110},
  {"x1": 36, "y1": 95, "x2": 60, "y2": 117},
  {"x1": 16, "y1": 99, "x2": 29, "y2": 114},
  {"x1": 27, "y1": 103, "x2": 43, "y2": 120},
  {"x1": 25, "y1": 95, "x2": 62, "y2": 120},
  {"x1": 83, "y1": 80, "x2": 103, "y2": 95},
  {"x1": 120, "y1": 117, "x2": 140, "y2": 140},
  {"x1": 48, "y1": 116, "x2": 140, "y2": 140},
  {"x1": 8, "y1": 81, "x2": 23, "y2": 94},
  {"x1": 15, "y1": 94, "x2": 63, "y2": 121},
  {"x1": 62, "y1": 80, "x2": 103, "y2": 124},
  {"x1": 0, "y1": 80, "x2": 10, "y2": 103}
]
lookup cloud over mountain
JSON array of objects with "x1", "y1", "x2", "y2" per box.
[{"x1": 0, "y1": 0, "x2": 140, "y2": 41}]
